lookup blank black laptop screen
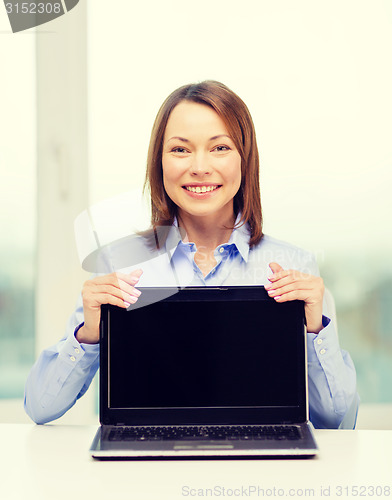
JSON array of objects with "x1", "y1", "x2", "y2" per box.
[{"x1": 104, "y1": 287, "x2": 305, "y2": 411}]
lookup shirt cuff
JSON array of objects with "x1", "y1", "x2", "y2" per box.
[
  {"x1": 39, "y1": 332, "x2": 99, "y2": 409},
  {"x1": 307, "y1": 315, "x2": 330, "y2": 335},
  {"x1": 307, "y1": 315, "x2": 349, "y2": 416},
  {"x1": 307, "y1": 315, "x2": 340, "y2": 362},
  {"x1": 57, "y1": 330, "x2": 98, "y2": 368},
  {"x1": 74, "y1": 321, "x2": 84, "y2": 338},
  {"x1": 73, "y1": 322, "x2": 100, "y2": 352}
]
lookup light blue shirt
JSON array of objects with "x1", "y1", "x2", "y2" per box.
[{"x1": 24, "y1": 220, "x2": 359, "y2": 428}]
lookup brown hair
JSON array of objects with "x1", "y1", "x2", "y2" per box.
[{"x1": 144, "y1": 80, "x2": 263, "y2": 247}]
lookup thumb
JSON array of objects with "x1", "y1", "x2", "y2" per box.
[
  {"x1": 269, "y1": 262, "x2": 284, "y2": 274},
  {"x1": 129, "y1": 268, "x2": 143, "y2": 282}
]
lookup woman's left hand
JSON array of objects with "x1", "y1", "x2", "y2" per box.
[{"x1": 266, "y1": 262, "x2": 325, "y2": 334}]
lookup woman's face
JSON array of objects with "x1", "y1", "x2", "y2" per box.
[{"x1": 162, "y1": 101, "x2": 241, "y2": 222}]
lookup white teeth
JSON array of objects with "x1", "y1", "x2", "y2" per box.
[{"x1": 185, "y1": 185, "x2": 219, "y2": 193}]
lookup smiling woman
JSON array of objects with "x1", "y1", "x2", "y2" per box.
[
  {"x1": 146, "y1": 81, "x2": 262, "y2": 248},
  {"x1": 24, "y1": 80, "x2": 359, "y2": 429}
]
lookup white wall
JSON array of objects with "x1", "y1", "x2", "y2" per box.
[{"x1": 88, "y1": 0, "x2": 392, "y2": 260}]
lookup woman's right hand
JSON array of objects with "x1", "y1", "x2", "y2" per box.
[{"x1": 76, "y1": 269, "x2": 143, "y2": 344}]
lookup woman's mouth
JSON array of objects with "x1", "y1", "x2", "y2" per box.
[{"x1": 182, "y1": 185, "x2": 221, "y2": 194}]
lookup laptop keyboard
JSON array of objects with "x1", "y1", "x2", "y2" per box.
[{"x1": 108, "y1": 425, "x2": 301, "y2": 442}]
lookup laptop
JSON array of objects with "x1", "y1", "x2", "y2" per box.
[{"x1": 90, "y1": 285, "x2": 318, "y2": 459}]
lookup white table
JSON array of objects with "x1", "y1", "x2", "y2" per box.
[{"x1": 1, "y1": 425, "x2": 391, "y2": 500}]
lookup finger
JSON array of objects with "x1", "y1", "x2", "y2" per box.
[
  {"x1": 126, "y1": 268, "x2": 144, "y2": 282},
  {"x1": 266, "y1": 274, "x2": 293, "y2": 289},
  {"x1": 90, "y1": 283, "x2": 141, "y2": 304},
  {"x1": 267, "y1": 267, "x2": 309, "y2": 283},
  {"x1": 115, "y1": 279, "x2": 142, "y2": 298},
  {"x1": 86, "y1": 277, "x2": 141, "y2": 299},
  {"x1": 131, "y1": 268, "x2": 143, "y2": 278},
  {"x1": 92, "y1": 270, "x2": 143, "y2": 287},
  {"x1": 267, "y1": 269, "x2": 291, "y2": 282},
  {"x1": 272, "y1": 290, "x2": 304, "y2": 303},
  {"x1": 269, "y1": 262, "x2": 284, "y2": 274},
  {"x1": 115, "y1": 269, "x2": 143, "y2": 285},
  {"x1": 267, "y1": 282, "x2": 315, "y2": 298},
  {"x1": 266, "y1": 273, "x2": 311, "y2": 291},
  {"x1": 90, "y1": 291, "x2": 138, "y2": 308}
]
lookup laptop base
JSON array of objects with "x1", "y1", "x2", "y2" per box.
[{"x1": 90, "y1": 423, "x2": 318, "y2": 460}]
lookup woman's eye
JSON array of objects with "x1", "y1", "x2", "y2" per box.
[
  {"x1": 213, "y1": 145, "x2": 230, "y2": 152},
  {"x1": 171, "y1": 147, "x2": 188, "y2": 153}
]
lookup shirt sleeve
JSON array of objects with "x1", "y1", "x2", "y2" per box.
[
  {"x1": 24, "y1": 293, "x2": 99, "y2": 424},
  {"x1": 304, "y1": 254, "x2": 360, "y2": 429}
]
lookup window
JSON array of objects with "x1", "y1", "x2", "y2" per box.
[{"x1": 0, "y1": 21, "x2": 36, "y2": 399}]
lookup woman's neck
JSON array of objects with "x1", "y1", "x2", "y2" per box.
[{"x1": 177, "y1": 210, "x2": 235, "y2": 252}]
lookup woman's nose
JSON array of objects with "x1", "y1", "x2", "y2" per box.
[{"x1": 189, "y1": 152, "x2": 211, "y2": 176}]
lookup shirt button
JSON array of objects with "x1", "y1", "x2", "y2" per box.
[
  {"x1": 319, "y1": 349, "x2": 326, "y2": 355},
  {"x1": 74, "y1": 348, "x2": 80, "y2": 354},
  {"x1": 316, "y1": 338, "x2": 323, "y2": 345},
  {"x1": 211, "y1": 269, "x2": 216, "y2": 274},
  {"x1": 219, "y1": 247, "x2": 225, "y2": 254},
  {"x1": 70, "y1": 356, "x2": 76, "y2": 362}
]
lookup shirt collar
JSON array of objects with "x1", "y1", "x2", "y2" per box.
[
  {"x1": 228, "y1": 213, "x2": 250, "y2": 263},
  {"x1": 164, "y1": 214, "x2": 251, "y2": 263},
  {"x1": 164, "y1": 218, "x2": 184, "y2": 260}
]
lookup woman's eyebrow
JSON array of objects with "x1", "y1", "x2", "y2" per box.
[
  {"x1": 166, "y1": 134, "x2": 231, "y2": 142},
  {"x1": 167, "y1": 136, "x2": 189, "y2": 142},
  {"x1": 209, "y1": 134, "x2": 232, "y2": 141}
]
